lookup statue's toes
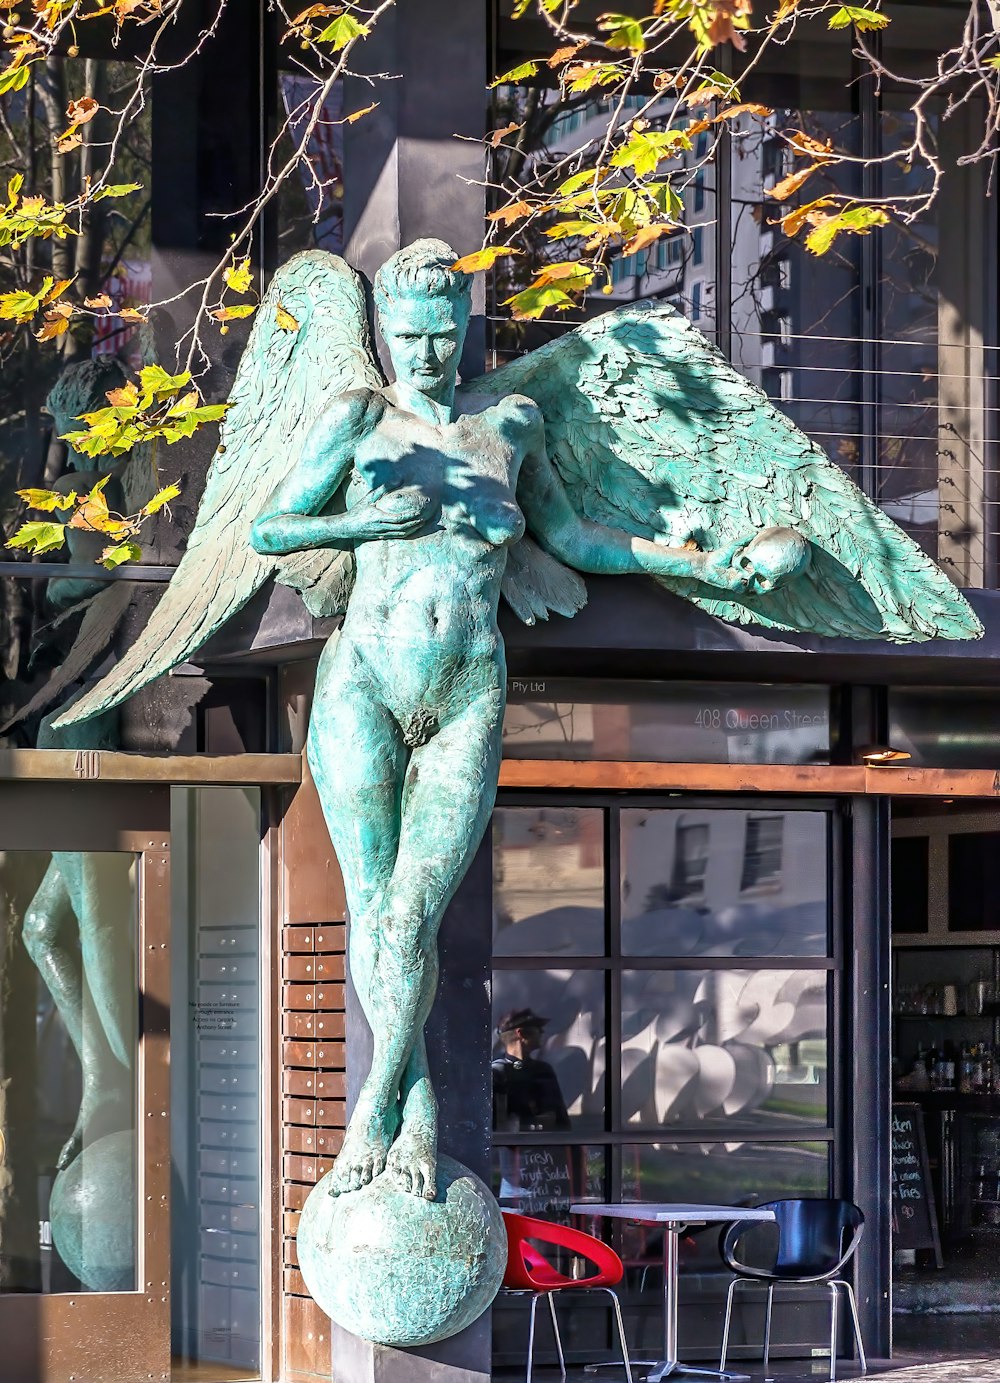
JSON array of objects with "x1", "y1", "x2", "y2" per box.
[{"x1": 415, "y1": 1162, "x2": 436, "y2": 1201}]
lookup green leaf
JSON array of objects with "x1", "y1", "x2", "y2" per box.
[
  {"x1": 101, "y1": 541, "x2": 142, "y2": 569},
  {"x1": 142, "y1": 484, "x2": 182, "y2": 516},
  {"x1": 0, "y1": 65, "x2": 32, "y2": 97},
  {"x1": 804, "y1": 204, "x2": 889, "y2": 254},
  {"x1": 16, "y1": 487, "x2": 77, "y2": 512},
  {"x1": 138, "y1": 364, "x2": 192, "y2": 402},
  {"x1": 6, "y1": 521, "x2": 66, "y2": 555},
  {"x1": 490, "y1": 60, "x2": 540, "y2": 88},
  {"x1": 503, "y1": 285, "x2": 578, "y2": 320},
  {"x1": 564, "y1": 62, "x2": 624, "y2": 94},
  {"x1": 598, "y1": 12, "x2": 646, "y2": 52},
  {"x1": 92, "y1": 182, "x2": 143, "y2": 201},
  {"x1": 827, "y1": 5, "x2": 889, "y2": 31},
  {"x1": 611, "y1": 129, "x2": 692, "y2": 178},
  {"x1": 316, "y1": 12, "x2": 371, "y2": 49}
]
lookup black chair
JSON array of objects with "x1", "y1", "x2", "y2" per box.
[{"x1": 718, "y1": 1198, "x2": 866, "y2": 1382}]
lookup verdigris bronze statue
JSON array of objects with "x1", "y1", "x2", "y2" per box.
[{"x1": 58, "y1": 239, "x2": 981, "y2": 1342}]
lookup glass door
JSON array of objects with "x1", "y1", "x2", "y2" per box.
[{"x1": 0, "y1": 782, "x2": 170, "y2": 1383}]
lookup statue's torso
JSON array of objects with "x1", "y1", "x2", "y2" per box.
[{"x1": 333, "y1": 392, "x2": 534, "y2": 721}]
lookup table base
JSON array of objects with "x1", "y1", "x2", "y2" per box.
[{"x1": 586, "y1": 1361, "x2": 751, "y2": 1382}]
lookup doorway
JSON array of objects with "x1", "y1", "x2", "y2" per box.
[{"x1": 890, "y1": 799, "x2": 1000, "y2": 1362}]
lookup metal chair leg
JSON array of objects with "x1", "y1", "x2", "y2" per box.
[
  {"x1": 526, "y1": 1292, "x2": 539, "y2": 1383},
  {"x1": 600, "y1": 1287, "x2": 634, "y2": 1383},
  {"x1": 547, "y1": 1293, "x2": 567, "y2": 1383},
  {"x1": 762, "y1": 1283, "x2": 775, "y2": 1381},
  {"x1": 828, "y1": 1282, "x2": 840, "y2": 1383},
  {"x1": 841, "y1": 1280, "x2": 867, "y2": 1375},
  {"x1": 719, "y1": 1277, "x2": 740, "y2": 1372}
]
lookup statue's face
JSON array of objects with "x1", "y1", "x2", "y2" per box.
[{"x1": 381, "y1": 293, "x2": 470, "y2": 398}]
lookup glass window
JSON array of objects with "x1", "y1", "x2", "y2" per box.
[
  {"x1": 0, "y1": 851, "x2": 137, "y2": 1294},
  {"x1": 620, "y1": 809, "x2": 829, "y2": 957},
  {"x1": 621, "y1": 1139, "x2": 830, "y2": 1206},
  {"x1": 621, "y1": 969, "x2": 829, "y2": 1129},
  {"x1": 889, "y1": 688, "x2": 1000, "y2": 770},
  {"x1": 492, "y1": 807, "x2": 605, "y2": 956},
  {"x1": 492, "y1": 969, "x2": 605, "y2": 1133}
]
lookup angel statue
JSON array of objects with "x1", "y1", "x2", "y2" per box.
[{"x1": 58, "y1": 238, "x2": 981, "y2": 1206}]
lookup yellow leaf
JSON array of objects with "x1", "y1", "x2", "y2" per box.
[
  {"x1": 101, "y1": 540, "x2": 142, "y2": 568},
  {"x1": 223, "y1": 258, "x2": 253, "y2": 294},
  {"x1": 212, "y1": 304, "x2": 257, "y2": 322},
  {"x1": 451, "y1": 245, "x2": 521, "y2": 274},
  {"x1": 15, "y1": 487, "x2": 76, "y2": 512},
  {"x1": 43, "y1": 277, "x2": 74, "y2": 304},
  {"x1": 530, "y1": 261, "x2": 594, "y2": 289},
  {"x1": 119, "y1": 306, "x2": 148, "y2": 322},
  {"x1": 84, "y1": 293, "x2": 113, "y2": 308},
  {"x1": 106, "y1": 381, "x2": 139, "y2": 407},
  {"x1": 777, "y1": 196, "x2": 835, "y2": 238},
  {"x1": 142, "y1": 483, "x2": 181, "y2": 515},
  {"x1": 346, "y1": 102, "x2": 378, "y2": 123},
  {"x1": 276, "y1": 302, "x2": 300, "y2": 332}
]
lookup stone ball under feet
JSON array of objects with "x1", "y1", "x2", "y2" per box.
[
  {"x1": 50, "y1": 1130, "x2": 135, "y2": 1292},
  {"x1": 297, "y1": 1154, "x2": 507, "y2": 1347}
]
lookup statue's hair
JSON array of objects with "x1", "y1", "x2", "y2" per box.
[
  {"x1": 373, "y1": 238, "x2": 471, "y2": 318},
  {"x1": 46, "y1": 357, "x2": 128, "y2": 430}
]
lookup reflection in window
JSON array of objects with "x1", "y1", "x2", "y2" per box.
[
  {"x1": 741, "y1": 816, "x2": 784, "y2": 891},
  {"x1": 492, "y1": 808, "x2": 605, "y2": 956},
  {"x1": 620, "y1": 1140, "x2": 829, "y2": 1217},
  {"x1": 621, "y1": 810, "x2": 828, "y2": 957},
  {"x1": 620, "y1": 970, "x2": 828, "y2": 1129},
  {"x1": 492, "y1": 970, "x2": 605, "y2": 1132},
  {"x1": 0, "y1": 851, "x2": 137, "y2": 1294}
]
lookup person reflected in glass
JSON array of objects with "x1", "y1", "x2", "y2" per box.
[{"x1": 492, "y1": 1007, "x2": 571, "y2": 1132}]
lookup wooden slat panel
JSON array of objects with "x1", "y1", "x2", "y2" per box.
[
  {"x1": 281, "y1": 759, "x2": 347, "y2": 925},
  {"x1": 282, "y1": 1295, "x2": 330, "y2": 1377},
  {"x1": 284, "y1": 1266, "x2": 310, "y2": 1297},
  {"x1": 284, "y1": 1210, "x2": 301, "y2": 1236},
  {"x1": 283, "y1": 954, "x2": 346, "y2": 983},
  {"x1": 498, "y1": 759, "x2": 867, "y2": 793},
  {"x1": 285, "y1": 1236, "x2": 299, "y2": 1268},
  {"x1": 283, "y1": 1153, "x2": 334, "y2": 1182},
  {"x1": 283, "y1": 1070, "x2": 346, "y2": 1099},
  {"x1": 284, "y1": 1183, "x2": 310, "y2": 1211}
]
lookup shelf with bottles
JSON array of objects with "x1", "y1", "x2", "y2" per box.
[{"x1": 895, "y1": 1040, "x2": 999, "y2": 1097}]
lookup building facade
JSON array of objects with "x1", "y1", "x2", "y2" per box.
[{"x1": 1, "y1": 1, "x2": 999, "y2": 1380}]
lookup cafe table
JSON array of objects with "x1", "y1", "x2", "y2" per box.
[{"x1": 570, "y1": 1202, "x2": 777, "y2": 1383}]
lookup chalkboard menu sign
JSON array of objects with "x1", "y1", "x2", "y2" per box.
[{"x1": 892, "y1": 1103, "x2": 942, "y2": 1266}]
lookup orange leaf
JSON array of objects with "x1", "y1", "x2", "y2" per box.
[
  {"x1": 107, "y1": 381, "x2": 139, "y2": 407},
  {"x1": 769, "y1": 165, "x2": 823, "y2": 201},
  {"x1": 66, "y1": 96, "x2": 99, "y2": 126},
  {"x1": 451, "y1": 245, "x2": 521, "y2": 274},
  {"x1": 57, "y1": 133, "x2": 83, "y2": 153},
  {"x1": 35, "y1": 315, "x2": 69, "y2": 342},
  {"x1": 548, "y1": 43, "x2": 584, "y2": 67},
  {"x1": 489, "y1": 122, "x2": 523, "y2": 147},
  {"x1": 43, "y1": 278, "x2": 74, "y2": 304},
  {"x1": 622, "y1": 224, "x2": 676, "y2": 255},
  {"x1": 84, "y1": 293, "x2": 113, "y2": 308},
  {"x1": 487, "y1": 199, "x2": 534, "y2": 225},
  {"x1": 786, "y1": 129, "x2": 833, "y2": 158},
  {"x1": 711, "y1": 102, "x2": 774, "y2": 122},
  {"x1": 777, "y1": 196, "x2": 835, "y2": 238}
]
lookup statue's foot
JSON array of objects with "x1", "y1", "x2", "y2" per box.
[
  {"x1": 57, "y1": 1083, "x2": 131, "y2": 1170},
  {"x1": 329, "y1": 1098, "x2": 400, "y2": 1196},
  {"x1": 385, "y1": 1083, "x2": 437, "y2": 1200}
]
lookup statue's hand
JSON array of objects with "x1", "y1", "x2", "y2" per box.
[
  {"x1": 345, "y1": 488, "x2": 432, "y2": 542},
  {"x1": 702, "y1": 527, "x2": 811, "y2": 593}
]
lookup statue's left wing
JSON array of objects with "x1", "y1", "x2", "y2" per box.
[
  {"x1": 463, "y1": 301, "x2": 982, "y2": 643},
  {"x1": 56, "y1": 251, "x2": 383, "y2": 727}
]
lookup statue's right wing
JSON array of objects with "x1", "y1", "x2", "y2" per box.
[{"x1": 55, "y1": 250, "x2": 383, "y2": 727}]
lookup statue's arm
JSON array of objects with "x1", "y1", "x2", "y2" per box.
[
  {"x1": 516, "y1": 416, "x2": 751, "y2": 591},
  {"x1": 251, "y1": 392, "x2": 428, "y2": 557}
]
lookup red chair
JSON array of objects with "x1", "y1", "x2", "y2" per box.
[{"x1": 502, "y1": 1210, "x2": 634, "y2": 1383}]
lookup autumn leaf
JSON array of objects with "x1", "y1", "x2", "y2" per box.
[
  {"x1": 598, "y1": 12, "x2": 646, "y2": 52},
  {"x1": 101, "y1": 541, "x2": 142, "y2": 568},
  {"x1": 777, "y1": 196, "x2": 835, "y2": 237},
  {"x1": 451, "y1": 245, "x2": 521, "y2": 274},
  {"x1": 119, "y1": 306, "x2": 148, "y2": 322},
  {"x1": 489, "y1": 122, "x2": 523, "y2": 148},
  {"x1": 15, "y1": 487, "x2": 77, "y2": 512},
  {"x1": 827, "y1": 5, "x2": 889, "y2": 31},
  {"x1": 712, "y1": 103, "x2": 774, "y2": 122},
  {"x1": 804, "y1": 204, "x2": 889, "y2": 254},
  {"x1": 490, "y1": 60, "x2": 539, "y2": 88},
  {"x1": 623, "y1": 224, "x2": 677, "y2": 255},
  {"x1": 346, "y1": 102, "x2": 378, "y2": 123},
  {"x1": 84, "y1": 293, "x2": 113, "y2": 308},
  {"x1": 503, "y1": 284, "x2": 577, "y2": 320},
  {"x1": 768, "y1": 165, "x2": 824, "y2": 201},
  {"x1": 563, "y1": 62, "x2": 624, "y2": 93},
  {"x1": 57, "y1": 133, "x2": 83, "y2": 154},
  {"x1": 786, "y1": 130, "x2": 834, "y2": 158},
  {"x1": 548, "y1": 44, "x2": 584, "y2": 67},
  {"x1": 276, "y1": 303, "x2": 300, "y2": 331},
  {"x1": 107, "y1": 381, "x2": 139, "y2": 407},
  {"x1": 36, "y1": 313, "x2": 70, "y2": 341},
  {"x1": 223, "y1": 257, "x2": 253, "y2": 294},
  {"x1": 486, "y1": 200, "x2": 534, "y2": 225},
  {"x1": 142, "y1": 483, "x2": 181, "y2": 515},
  {"x1": 529, "y1": 262, "x2": 594, "y2": 291},
  {"x1": 212, "y1": 303, "x2": 257, "y2": 323},
  {"x1": 6, "y1": 521, "x2": 67, "y2": 556},
  {"x1": 66, "y1": 96, "x2": 99, "y2": 126}
]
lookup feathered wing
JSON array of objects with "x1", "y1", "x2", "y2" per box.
[
  {"x1": 464, "y1": 301, "x2": 982, "y2": 642},
  {"x1": 56, "y1": 250, "x2": 383, "y2": 727}
]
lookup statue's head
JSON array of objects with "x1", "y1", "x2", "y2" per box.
[
  {"x1": 374, "y1": 239, "x2": 472, "y2": 399},
  {"x1": 46, "y1": 357, "x2": 128, "y2": 469}
]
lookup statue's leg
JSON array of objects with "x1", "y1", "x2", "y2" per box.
[
  {"x1": 48, "y1": 852, "x2": 134, "y2": 1168},
  {"x1": 307, "y1": 646, "x2": 410, "y2": 1193},
  {"x1": 370, "y1": 688, "x2": 503, "y2": 1199}
]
